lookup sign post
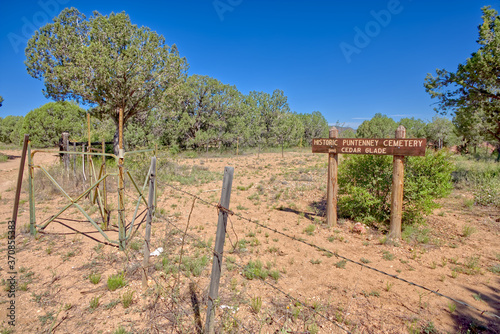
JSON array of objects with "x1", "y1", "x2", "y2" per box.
[
  {"x1": 326, "y1": 127, "x2": 339, "y2": 227},
  {"x1": 389, "y1": 125, "x2": 406, "y2": 240},
  {"x1": 312, "y1": 126, "x2": 426, "y2": 238}
]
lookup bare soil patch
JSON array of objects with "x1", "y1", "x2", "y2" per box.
[{"x1": 0, "y1": 149, "x2": 499, "y2": 333}]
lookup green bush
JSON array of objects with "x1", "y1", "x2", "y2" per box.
[
  {"x1": 453, "y1": 157, "x2": 500, "y2": 207},
  {"x1": 107, "y1": 273, "x2": 127, "y2": 291},
  {"x1": 338, "y1": 150, "x2": 454, "y2": 225}
]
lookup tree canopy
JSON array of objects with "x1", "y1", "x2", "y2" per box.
[
  {"x1": 0, "y1": 96, "x2": 4, "y2": 108},
  {"x1": 300, "y1": 111, "x2": 329, "y2": 144},
  {"x1": 425, "y1": 6, "x2": 500, "y2": 146},
  {"x1": 22, "y1": 102, "x2": 86, "y2": 147},
  {"x1": 25, "y1": 8, "x2": 188, "y2": 150},
  {"x1": 356, "y1": 113, "x2": 397, "y2": 138},
  {"x1": 0, "y1": 116, "x2": 23, "y2": 145}
]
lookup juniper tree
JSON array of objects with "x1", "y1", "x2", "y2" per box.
[
  {"x1": 25, "y1": 8, "x2": 187, "y2": 153},
  {"x1": 425, "y1": 6, "x2": 500, "y2": 147}
]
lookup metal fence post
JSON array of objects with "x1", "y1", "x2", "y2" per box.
[{"x1": 205, "y1": 166, "x2": 234, "y2": 334}]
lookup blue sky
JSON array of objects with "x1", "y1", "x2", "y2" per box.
[{"x1": 0, "y1": 0, "x2": 498, "y2": 129}]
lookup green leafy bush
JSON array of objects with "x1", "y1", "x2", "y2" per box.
[
  {"x1": 338, "y1": 150, "x2": 454, "y2": 225},
  {"x1": 107, "y1": 273, "x2": 127, "y2": 291},
  {"x1": 453, "y1": 157, "x2": 500, "y2": 207}
]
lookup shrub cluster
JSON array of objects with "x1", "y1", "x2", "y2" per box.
[
  {"x1": 453, "y1": 158, "x2": 500, "y2": 207},
  {"x1": 338, "y1": 150, "x2": 454, "y2": 225}
]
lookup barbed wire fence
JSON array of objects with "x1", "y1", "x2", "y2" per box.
[
  {"x1": 163, "y1": 181, "x2": 499, "y2": 316},
  {"x1": 141, "y1": 174, "x2": 500, "y2": 332}
]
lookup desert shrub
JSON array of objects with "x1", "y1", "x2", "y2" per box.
[
  {"x1": 453, "y1": 158, "x2": 500, "y2": 207},
  {"x1": 338, "y1": 150, "x2": 454, "y2": 225},
  {"x1": 107, "y1": 273, "x2": 126, "y2": 291}
]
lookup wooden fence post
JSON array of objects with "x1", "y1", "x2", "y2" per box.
[
  {"x1": 102, "y1": 139, "x2": 108, "y2": 228},
  {"x1": 12, "y1": 135, "x2": 29, "y2": 240},
  {"x1": 62, "y1": 132, "x2": 69, "y2": 172},
  {"x1": 142, "y1": 156, "x2": 157, "y2": 290},
  {"x1": 205, "y1": 166, "x2": 234, "y2": 334},
  {"x1": 72, "y1": 141, "x2": 76, "y2": 175},
  {"x1": 82, "y1": 144, "x2": 86, "y2": 181},
  {"x1": 327, "y1": 127, "x2": 339, "y2": 227},
  {"x1": 118, "y1": 107, "x2": 126, "y2": 250},
  {"x1": 389, "y1": 125, "x2": 406, "y2": 240}
]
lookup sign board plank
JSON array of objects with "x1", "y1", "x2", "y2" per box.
[{"x1": 312, "y1": 138, "x2": 426, "y2": 156}]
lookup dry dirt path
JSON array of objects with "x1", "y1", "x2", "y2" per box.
[{"x1": 0, "y1": 149, "x2": 498, "y2": 333}]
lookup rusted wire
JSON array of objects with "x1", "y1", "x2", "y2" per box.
[{"x1": 162, "y1": 181, "x2": 500, "y2": 322}]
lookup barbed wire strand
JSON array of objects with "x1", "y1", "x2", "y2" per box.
[
  {"x1": 125, "y1": 241, "x2": 208, "y2": 333},
  {"x1": 159, "y1": 216, "x2": 349, "y2": 333},
  {"x1": 162, "y1": 181, "x2": 500, "y2": 321}
]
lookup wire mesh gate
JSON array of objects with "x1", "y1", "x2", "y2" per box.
[{"x1": 27, "y1": 140, "x2": 157, "y2": 250}]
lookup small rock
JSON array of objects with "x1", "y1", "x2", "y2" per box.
[{"x1": 353, "y1": 222, "x2": 366, "y2": 234}]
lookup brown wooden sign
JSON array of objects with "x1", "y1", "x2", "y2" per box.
[{"x1": 312, "y1": 138, "x2": 426, "y2": 156}]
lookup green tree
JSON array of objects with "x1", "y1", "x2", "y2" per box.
[
  {"x1": 424, "y1": 116, "x2": 459, "y2": 149},
  {"x1": 22, "y1": 102, "x2": 86, "y2": 147},
  {"x1": 425, "y1": 6, "x2": 500, "y2": 146},
  {"x1": 0, "y1": 96, "x2": 4, "y2": 107},
  {"x1": 0, "y1": 116, "x2": 24, "y2": 144},
  {"x1": 163, "y1": 75, "x2": 243, "y2": 151},
  {"x1": 25, "y1": 8, "x2": 187, "y2": 153},
  {"x1": 398, "y1": 117, "x2": 427, "y2": 138},
  {"x1": 340, "y1": 128, "x2": 356, "y2": 138},
  {"x1": 275, "y1": 112, "x2": 304, "y2": 157},
  {"x1": 239, "y1": 94, "x2": 265, "y2": 153},
  {"x1": 124, "y1": 110, "x2": 163, "y2": 149},
  {"x1": 356, "y1": 113, "x2": 397, "y2": 138},
  {"x1": 300, "y1": 111, "x2": 329, "y2": 145},
  {"x1": 249, "y1": 89, "x2": 291, "y2": 147},
  {"x1": 453, "y1": 109, "x2": 486, "y2": 153}
]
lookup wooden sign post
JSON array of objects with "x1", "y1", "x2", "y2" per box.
[
  {"x1": 312, "y1": 125, "x2": 426, "y2": 238},
  {"x1": 326, "y1": 127, "x2": 339, "y2": 226}
]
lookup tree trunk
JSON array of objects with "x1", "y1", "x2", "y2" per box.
[{"x1": 113, "y1": 130, "x2": 120, "y2": 156}]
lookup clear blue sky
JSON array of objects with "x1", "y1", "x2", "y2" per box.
[{"x1": 1, "y1": 0, "x2": 498, "y2": 129}]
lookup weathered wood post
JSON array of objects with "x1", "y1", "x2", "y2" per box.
[
  {"x1": 12, "y1": 135, "x2": 29, "y2": 239},
  {"x1": 87, "y1": 113, "x2": 93, "y2": 202},
  {"x1": 28, "y1": 139, "x2": 36, "y2": 235},
  {"x1": 62, "y1": 132, "x2": 69, "y2": 172},
  {"x1": 102, "y1": 138, "x2": 108, "y2": 228},
  {"x1": 142, "y1": 156, "x2": 157, "y2": 290},
  {"x1": 82, "y1": 144, "x2": 86, "y2": 181},
  {"x1": 72, "y1": 141, "x2": 76, "y2": 175},
  {"x1": 327, "y1": 126, "x2": 339, "y2": 227},
  {"x1": 205, "y1": 166, "x2": 234, "y2": 334},
  {"x1": 389, "y1": 125, "x2": 406, "y2": 240},
  {"x1": 118, "y1": 107, "x2": 126, "y2": 250}
]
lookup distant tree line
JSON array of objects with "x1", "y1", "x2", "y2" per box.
[
  {"x1": 1, "y1": 102, "x2": 481, "y2": 154},
  {"x1": 0, "y1": 94, "x2": 329, "y2": 151},
  {"x1": 355, "y1": 113, "x2": 462, "y2": 150}
]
